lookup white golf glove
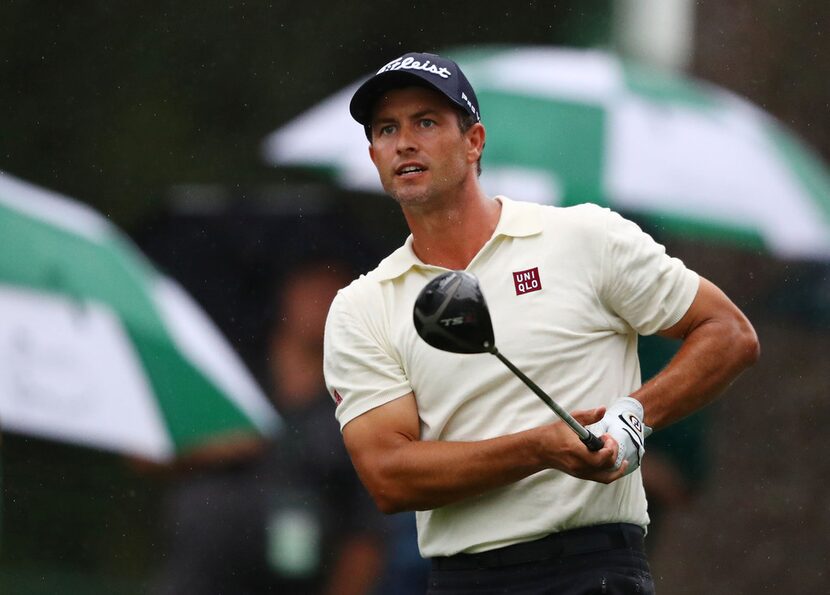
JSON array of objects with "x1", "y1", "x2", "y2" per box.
[{"x1": 589, "y1": 397, "x2": 651, "y2": 476}]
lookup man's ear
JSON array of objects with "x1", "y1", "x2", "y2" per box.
[
  {"x1": 368, "y1": 142, "x2": 376, "y2": 165},
  {"x1": 466, "y1": 122, "x2": 486, "y2": 164}
]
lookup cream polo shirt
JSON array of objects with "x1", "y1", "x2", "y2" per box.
[{"x1": 323, "y1": 196, "x2": 699, "y2": 558}]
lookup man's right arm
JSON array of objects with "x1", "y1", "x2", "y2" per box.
[{"x1": 342, "y1": 392, "x2": 626, "y2": 514}]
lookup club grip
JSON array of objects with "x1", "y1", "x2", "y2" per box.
[{"x1": 581, "y1": 432, "x2": 604, "y2": 452}]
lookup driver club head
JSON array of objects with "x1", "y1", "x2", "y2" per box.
[{"x1": 413, "y1": 271, "x2": 496, "y2": 354}]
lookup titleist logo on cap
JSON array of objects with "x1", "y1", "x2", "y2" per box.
[{"x1": 377, "y1": 56, "x2": 452, "y2": 79}]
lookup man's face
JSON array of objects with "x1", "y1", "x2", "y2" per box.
[{"x1": 368, "y1": 86, "x2": 478, "y2": 209}]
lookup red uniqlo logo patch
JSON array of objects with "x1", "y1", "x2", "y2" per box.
[
  {"x1": 332, "y1": 389, "x2": 343, "y2": 405},
  {"x1": 513, "y1": 267, "x2": 542, "y2": 295}
]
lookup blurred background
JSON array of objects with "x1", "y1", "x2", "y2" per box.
[{"x1": 1, "y1": 1, "x2": 829, "y2": 593}]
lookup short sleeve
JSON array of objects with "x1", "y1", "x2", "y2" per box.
[
  {"x1": 598, "y1": 211, "x2": 699, "y2": 335},
  {"x1": 323, "y1": 289, "x2": 413, "y2": 430}
]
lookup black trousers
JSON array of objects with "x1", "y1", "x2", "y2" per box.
[{"x1": 427, "y1": 523, "x2": 655, "y2": 595}]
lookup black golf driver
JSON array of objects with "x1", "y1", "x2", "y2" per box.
[{"x1": 413, "y1": 270, "x2": 604, "y2": 452}]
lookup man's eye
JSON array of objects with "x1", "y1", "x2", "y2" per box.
[
  {"x1": 420, "y1": 119, "x2": 435, "y2": 128},
  {"x1": 379, "y1": 125, "x2": 396, "y2": 135}
]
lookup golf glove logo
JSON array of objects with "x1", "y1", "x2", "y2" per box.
[{"x1": 626, "y1": 412, "x2": 643, "y2": 434}]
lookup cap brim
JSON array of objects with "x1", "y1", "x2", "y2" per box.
[{"x1": 349, "y1": 70, "x2": 461, "y2": 126}]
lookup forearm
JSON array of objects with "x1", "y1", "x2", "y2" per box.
[
  {"x1": 345, "y1": 396, "x2": 620, "y2": 514},
  {"x1": 634, "y1": 282, "x2": 759, "y2": 429},
  {"x1": 351, "y1": 427, "x2": 547, "y2": 513}
]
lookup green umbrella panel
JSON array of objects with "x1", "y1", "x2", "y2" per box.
[{"x1": 0, "y1": 172, "x2": 279, "y2": 461}]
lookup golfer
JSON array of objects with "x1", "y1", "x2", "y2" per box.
[{"x1": 323, "y1": 52, "x2": 759, "y2": 594}]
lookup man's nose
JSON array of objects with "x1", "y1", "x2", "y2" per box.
[{"x1": 395, "y1": 124, "x2": 417, "y2": 153}]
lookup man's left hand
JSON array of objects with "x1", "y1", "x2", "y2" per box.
[{"x1": 588, "y1": 397, "x2": 650, "y2": 477}]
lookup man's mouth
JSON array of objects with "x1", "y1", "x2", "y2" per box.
[{"x1": 396, "y1": 164, "x2": 426, "y2": 177}]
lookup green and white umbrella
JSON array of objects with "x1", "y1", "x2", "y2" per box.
[
  {"x1": 0, "y1": 172, "x2": 280, "y2": 461},
  {"x1": 263, "y1": 45, "x2": 830, "y2": 260}
]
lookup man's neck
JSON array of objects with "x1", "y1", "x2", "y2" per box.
[{"x1": 403, "y1": 187, "x2": 501, "y2": 270}]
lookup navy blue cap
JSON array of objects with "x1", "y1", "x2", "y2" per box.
[{"x1": 350, "y1": 52, "x2": 481, "y2": 135}]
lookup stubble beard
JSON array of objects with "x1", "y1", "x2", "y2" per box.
[
  {"x1": 383, "y1": 162, "x2": 468, "y2": 211},
  {"x1": 386, "y1": 184, "x2": 432, "y2": 208}
]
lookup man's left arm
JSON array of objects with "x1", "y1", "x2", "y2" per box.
[{"x1": 633, "y1": 276, "x2": 760, "y2": 430}]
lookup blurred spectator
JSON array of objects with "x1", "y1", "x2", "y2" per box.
[
  {"x1": 372, "y1": 511, "x2": 430, "y2": 595},
  {"x1": 152, "y1": 259, "x2": 387, "y2": 595}
]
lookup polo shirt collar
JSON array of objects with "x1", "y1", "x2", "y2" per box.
[
  {"x1": 492, "y1": 195, "x2": 544, "y2": 238},
  {"x1": 374, "y1": 196, "x2": 544, "y2": 281}
]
